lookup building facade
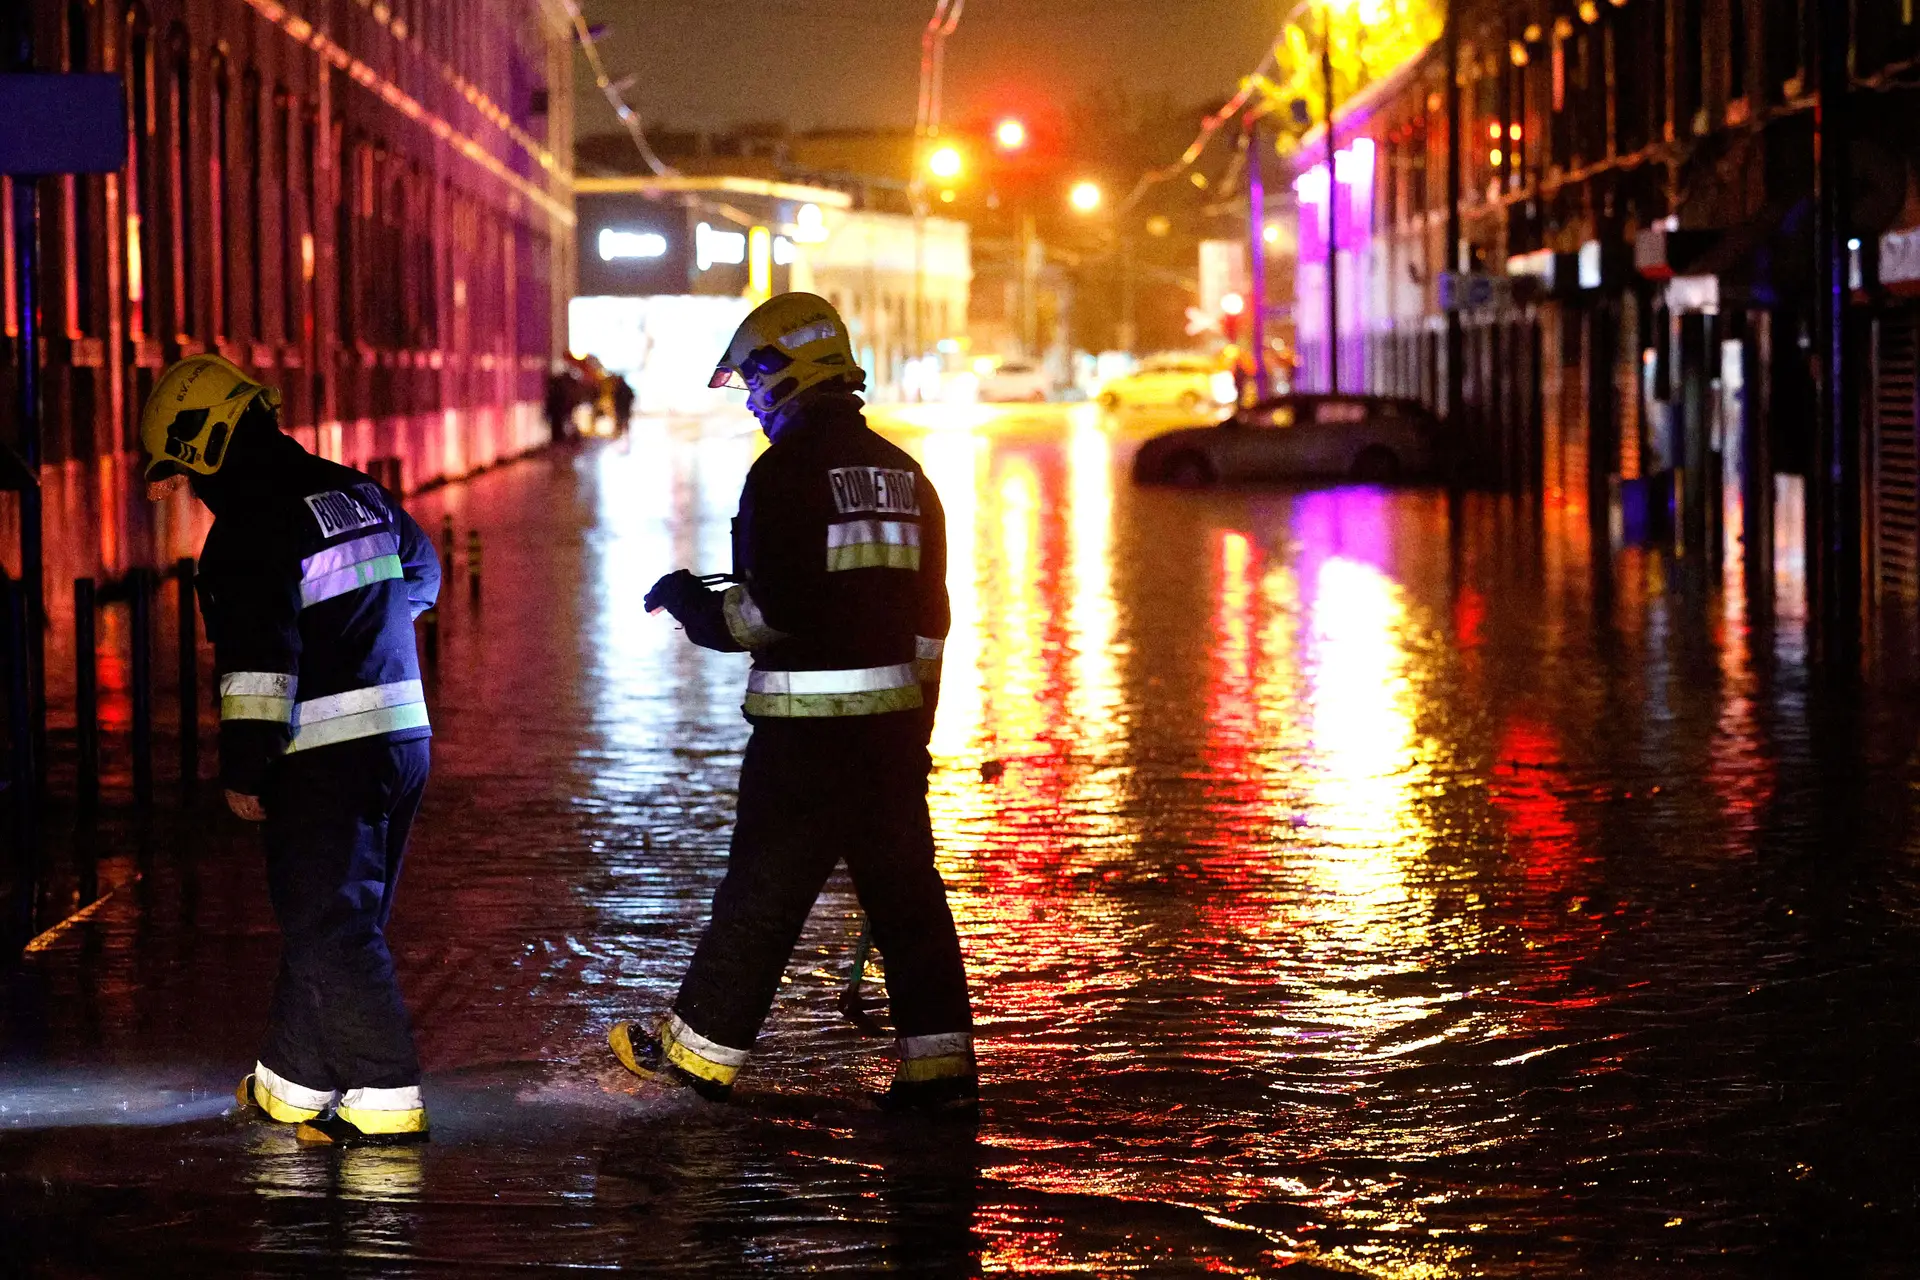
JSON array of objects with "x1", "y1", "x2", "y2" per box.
[
  {"x1": 1283, "y1": 0, "x2": 1920, "y2": 646},
  {"x1": 570, "y1": 175, "x2": 969, "y2": 409},
  {"x1": 3, "y1": 0, "x2": 576, "y2": 592}
]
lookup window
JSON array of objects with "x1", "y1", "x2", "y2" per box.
[
  {"x1": 209, "y1": 52, "x2": 229, "y2": 340},
  {"x1": 126, "y1": 6, "x2": 155, "y2": 341},
  {"x1": 1249, "y1": 403, "x2": 1296, "y2": 429},
  {"x1": 244, "y1": 67, "x2": 262, "y2": 340},
  {"x1": 1764, "y1": 0, "x2": 1801, "y2": 97},
  {"x1": 1315, "y1": 400, "x2": 1368, "y2": 425},
  {"x1": 168, "y1": 25, "x2": 193, "y2": 338},
  {"x1": 65, "y1": 2, "x2": 97, "y2": 336},
  {"x1": 1728, "y1": 0, "x2": 1748, "y2": 101}
]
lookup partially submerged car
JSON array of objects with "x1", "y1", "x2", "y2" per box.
[{"x1": 1131, "y1": 394, "x2": 1442, "y2": 486}]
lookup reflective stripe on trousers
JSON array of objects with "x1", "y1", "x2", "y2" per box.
[
  {"x1": 898, "y1": 1031, "x2": 975, "y2": 1083},
  {"x1": 743, "y1": 663, "x2": 923, "y2": 718},
  {"x1": 661, "y1": 1012, "x2": 749, "y2": 1087},
  {"x1": 336, "y1": 1084, "x2": 428, "y2": 1134},
  {"x1": 300, "y1": 532, "x2": 404, "y2": 608},
  {"x1": 221, "y1": 671, "x2": 297, "y2": 724},
  {"x1": 915, "y1": 635, "x2": 944, "y2": 684},
  {"x1": 825, "y1": 519, "x2": 921, "y2": 572},
  {"x1": 254, "y1": 1060, "x2": 334, "y2": 1120},
  {"x1": 286, "y1": 679, "x2": 430, "y2": 753}
]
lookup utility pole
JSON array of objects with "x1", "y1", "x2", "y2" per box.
[
  {"x1": 1443, "y1": 0, "x2": 1464, "y2": 432},
  {"x1": 1323, "y1": 10, "x2": 1339, "y2": 394},
  {"x1": 1811, "y1": 0, "x2": 1858, "y2": 669},
  {"x1": 1247, "y1": 118, "x2": 1271, "y2": 401},
  {"x1": 910, "y1": 0, "x2": 964, "y2": 380}
]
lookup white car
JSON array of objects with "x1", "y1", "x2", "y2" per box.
[
  {"x1": 1097, "y1": 354, "x2": 1235, "y2": 413},
  {"x1": 976, "y1": 359, "x2": 1051, "y2": 403}
]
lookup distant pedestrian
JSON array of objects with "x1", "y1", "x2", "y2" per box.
[
  {"x1": 141, "y1": 355, "x2": 442, "y2": 1147},
  {"x1": 611, "y1": 374, "x2": 635, "y2": 436},
  {"x1": 616, "y1": 293, "x2": 976, "y2": 1114},
  {"x1": 546, "y1": 366, "x2": 581, "y2": 441}
]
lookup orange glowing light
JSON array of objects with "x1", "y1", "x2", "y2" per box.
[{"x1": 994, "y1": 117, "x2": 1028, "y2": 151}]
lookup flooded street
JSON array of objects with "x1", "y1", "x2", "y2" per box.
[{"x1": 5, "y1": 404, "x2": 1920, "y2": 1276}]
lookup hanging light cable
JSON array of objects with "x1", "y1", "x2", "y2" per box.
[{"x1": 564, "y1": 2, "x2": 677, "y2": 177}]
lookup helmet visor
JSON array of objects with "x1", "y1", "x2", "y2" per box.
[{"x1": 709, "y1": 365, "x2": 747, "y2": 391}]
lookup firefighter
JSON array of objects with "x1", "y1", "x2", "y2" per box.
[
  {"x1": 611, "y1": 292, "x2": 976, "y2": 1113},
  {"x1": 141, "y1": 355, "x2": 441, "y2": 1146}
]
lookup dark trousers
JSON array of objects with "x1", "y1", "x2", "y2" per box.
[
  {"x1": 675, "y1": 716, "x2": 972, "y2": 1051},
  {"x1": 259, "y1": 737, "x2": 429, "y2": 1092}
]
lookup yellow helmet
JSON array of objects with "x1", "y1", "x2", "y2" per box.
[
  {"x1": 709, "y1": 292, "x2": 864, "y2": 423},
  {"x1": 139, "y1": 354, "x2": 281, "y2": 480}
]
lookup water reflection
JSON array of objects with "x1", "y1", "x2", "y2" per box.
[{"x1": 8, "y1": 407, "x2": 1917, "y2": 1276}]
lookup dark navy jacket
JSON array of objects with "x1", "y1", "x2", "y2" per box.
[
  {"x1": 194, "y1": 426, "x2": 439, "y2": 795},
  {"x1": 681, "y1": 393, "x2": 950, "y2": 726}
]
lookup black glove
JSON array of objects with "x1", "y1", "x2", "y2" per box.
[
  {"x1": 645, "y1": 569, "x2": 711, "y2": 619},
  {"x1": 645, "y1": 569, "x2": 742, "y2": 652}
]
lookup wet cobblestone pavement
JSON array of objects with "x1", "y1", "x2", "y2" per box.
[{"x1": 4, "y1": 405, "x2": 1920, "y2": 1276}]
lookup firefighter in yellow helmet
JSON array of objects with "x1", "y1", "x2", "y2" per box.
[
  {"x1": 614, "y1": 293, "x2": 976, "y2": 1112},
  {"x1": 141, "y1": 354, "x2": 442, "y2": 1146}
]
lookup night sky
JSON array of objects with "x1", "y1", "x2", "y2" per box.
[{"x1": 572, "y1": 0, "x2": 1286, "y2": 138}]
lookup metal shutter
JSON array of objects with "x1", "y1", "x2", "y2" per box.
[{"x1": 1874, "y1": 309, "x2": 1920, "y2": 605}]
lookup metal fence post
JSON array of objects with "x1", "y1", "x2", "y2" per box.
[
  {"x1": 5, "y1": 573, "x2": 36, "y2": 951},
  {"x1": 130, "y1": 569, "x2": 153, "y2": 809},
  {"x1": 176, "y1": 558, "x2": 197, "y2": 792},
  {"x1": 74, "y1": 578, "x2": 97, "y2": 810}
]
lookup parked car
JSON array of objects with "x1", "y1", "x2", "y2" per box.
[
  {"x1": 976, "y1": 358, "x2": 1052, "y2": 403},
  {"x1": 1096, "y1": 354, "x2": 1236, "y2": 413},
  {"x1": 1131, "y1": 394, "x2": 1443, "y2": 486}
]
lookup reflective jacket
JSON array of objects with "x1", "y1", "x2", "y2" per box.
[
  {"x1": 196, "y1": 435, "x2": 440, "y2": 795},
  {"x1": 689, "y1": 393, "x2": 949, "y2": 724}
]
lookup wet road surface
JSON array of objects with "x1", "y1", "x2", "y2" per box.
[{"x1": 4, "y1": 404, "x2": 1920, "y2": 1276}]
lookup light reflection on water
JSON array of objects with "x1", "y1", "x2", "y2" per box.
[{"x1": 9, "y1": 407, "x2": 1920, "y2": 1277}]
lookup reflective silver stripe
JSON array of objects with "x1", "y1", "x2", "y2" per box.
[
  {"x1": 743, "y1": 664, "x2": 923, "y2": 718},
  {"x1": 826, "y1": 519, "x2": 921, "y2": 550},
  {"x1": 301, "y1": 545, "x2": 405, "y2": 608},
  {"x1": 339, "y1": 1084, "x2": 423, "y2": 1112},
  {"x1": 255, "y1": 1061, "x2": 335, "y2": 1112},
  {"x1": 722, "y1": 585, "x2": 786, "y2": 650},
  {"x1": 914, "y1": 636, "x2": 944, "y2": 683},
  {"x1": 285, "y1": 679, "x2": 429, "y2": 753},
  {"x1": 664, "y1": 1012, "x2": 749, "y2": 1068},
  {"x1": 221, "y1": 671, "x2": 297, "y2": 698},
  {"x1": 747, "y1": 664, "x2": 917, "y2": 695},
  {"x1": 219, "y1": 671, "x2": 295, "y2": 722},
  {"x1": 301, "y1": 531, "x2": 399, "y2": 580},
  {"x1": 900, "y1": 1032, "x2": 972, "y2": 1059},
  {"x1": 825, "y1": 519, "x2": 922, "y2": 572}
]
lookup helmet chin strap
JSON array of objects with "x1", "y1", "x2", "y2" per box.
[{"x1": 145, "y1": 474, "x2": 189, "y2": 502}]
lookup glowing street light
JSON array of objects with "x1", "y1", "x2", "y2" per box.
[
  {"x1": 994, "y1": 117, "x2": 1028, "y2": 152},
  {"x1": 1068, "y1": 180, "x2": 1102, "y2": 213},
  {"x1": 928, "y1": 144, "x2": 964, "y2": 180}
]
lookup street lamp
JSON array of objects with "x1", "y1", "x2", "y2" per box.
[
  {"x1": 995, "y1": 117, "x2": 1028, "y2": 152},
  {"x1": 1067, "y1": 181, "x2": 1135, "y2": 354},
  {"x1": 928, "y1": 144, "x2": 963, "y2": 180}
]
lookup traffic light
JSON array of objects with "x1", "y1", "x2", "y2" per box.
[{"x1": 995, "y1": 117, "x2": 1028, "y2": 152}]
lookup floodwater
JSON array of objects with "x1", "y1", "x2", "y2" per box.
[{"x1": 4, "y1": 404, "x2": 1920, "y2": 1276}]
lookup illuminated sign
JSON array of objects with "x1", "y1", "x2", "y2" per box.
[
  {"x1": 598, "y1": 228, "x2": 669, "y2": 261},
  {"x1": 696, "y1": 222, "x2": 747, "y2": 271}
]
